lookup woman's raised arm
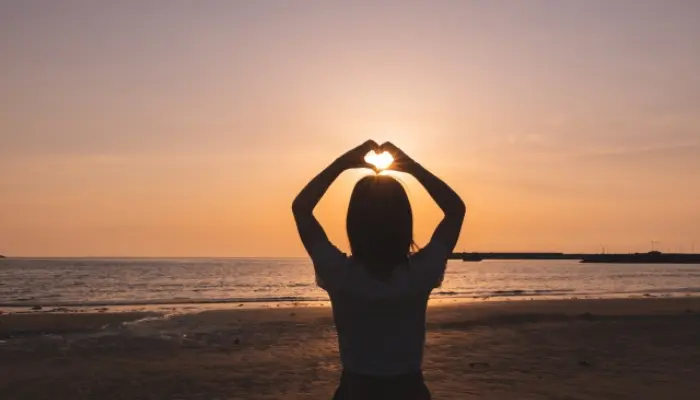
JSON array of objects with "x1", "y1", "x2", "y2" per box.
[
  {"x1": 381, "y1": 142, "x2": 466, "y2": 252},
  {"x1": 292, "y1": 140, "x2": 379, "y2": 255}
]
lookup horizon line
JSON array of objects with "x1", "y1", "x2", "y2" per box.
[{"x1": 3, "y1": 250, "x2": 698, "y2": 259}]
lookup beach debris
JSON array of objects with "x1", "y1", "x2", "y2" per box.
[
  {"x1": 579, "y1": 312, "x2": 595, "y2": 321},
  {"x1": 578, "y1": 360, "x2": 592, "y2": 367},
  {"x1": 234, "y1": 338, "x2": 240, "y2": 345},
  {"x1": 31, "y1": 305, "x2": 42, "y2": 311},
  {"x1": 238, "y1": 304, "x2": 244, "y2": 307}
]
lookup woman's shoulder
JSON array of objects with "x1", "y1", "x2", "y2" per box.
[{"x1": 410, "y1": 239, "x2": 449, "y2": 264}]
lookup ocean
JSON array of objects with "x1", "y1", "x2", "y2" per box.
[{"x1": 2, "y1": 258, "x2": 700, "y2": 310}]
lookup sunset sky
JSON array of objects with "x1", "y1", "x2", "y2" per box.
[{"x1": 2, "y1": 1, "x2": 699, "y2": 257}]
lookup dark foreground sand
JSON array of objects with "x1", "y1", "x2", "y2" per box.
[{"x1": 2, "y1": 298, "x2": 700, "y2": 399}]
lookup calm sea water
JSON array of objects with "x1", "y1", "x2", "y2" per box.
[{"x1": 1, "y1": 258, "x2": 700, "y2": 309}]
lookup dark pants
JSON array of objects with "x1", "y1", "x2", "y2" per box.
[{"x1": 332, "y1": 370, "x2": 431, "y2": 400}]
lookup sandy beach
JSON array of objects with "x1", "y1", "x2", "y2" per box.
[{"x1": 2, "y1": 298, "x2": 700, "y2": 399}]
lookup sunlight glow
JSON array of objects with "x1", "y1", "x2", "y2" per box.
[{"x1": 364, "y1": 151, "x2": 394, "y2": 170}]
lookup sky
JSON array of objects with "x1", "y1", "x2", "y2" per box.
[{"x1": 1, "y1": 0, "x2": 699, "y2": 257}]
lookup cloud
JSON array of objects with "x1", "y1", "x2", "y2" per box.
[
  {"x1": 578, "y1": 143, "x2": 700, "y2": 161},
  {"x1": 506, "y1": 133, "x2": 545, "y2": 145},
  {"x1": 525, "y1": 133, "x2": 544, "y2": 143}
]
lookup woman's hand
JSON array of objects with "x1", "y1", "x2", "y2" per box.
[
  {"x1": 337, "y1": 140, "x2": 380, "y2": 171},
  {"x1": 378, "y1": 141, "x2": 418, "y2": 173}
]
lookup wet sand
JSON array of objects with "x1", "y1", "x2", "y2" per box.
[{"x1": 2, "y1": 298, "x2": 700, "y2": 399}]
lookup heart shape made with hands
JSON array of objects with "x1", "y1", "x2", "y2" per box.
[{"x1": 364, "y1": 150, "x2": 394, "y2": 170}]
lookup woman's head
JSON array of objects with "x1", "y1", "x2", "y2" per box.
[{"x1": 347, "y1": 174, "x2": 414, "y2": 279}]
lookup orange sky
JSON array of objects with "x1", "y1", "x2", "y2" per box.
[{"x1": 1, "y1": 1, "x2": 699, "y2": 256}]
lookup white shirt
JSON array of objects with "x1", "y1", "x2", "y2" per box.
[{"x1": 311, "y1": 238, "x2": 449, "y2": 377}]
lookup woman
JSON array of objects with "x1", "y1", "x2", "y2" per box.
[{"x1": 292, "y1": 140, "x2": 466, "y2": 399}]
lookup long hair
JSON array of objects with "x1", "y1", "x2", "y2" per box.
[{"x1": 347, "y1": 174, "x2": 414, "y2": 280}]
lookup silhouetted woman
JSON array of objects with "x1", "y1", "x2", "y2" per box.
[{"x1": 292, "y1": 140, "x2": 466, "y2": 400}]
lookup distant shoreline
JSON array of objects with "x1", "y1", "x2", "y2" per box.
[{"x1": 452, "y1": 251, "x2": 700, "y2": 264}]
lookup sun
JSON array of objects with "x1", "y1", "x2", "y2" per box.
[{"x1": 364, "y1": 151, "x2": 394, "y2": 170}]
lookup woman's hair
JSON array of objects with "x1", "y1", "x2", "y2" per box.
[{"x1": 347, "y1": 174, "x2": 415, "y2": 280}]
